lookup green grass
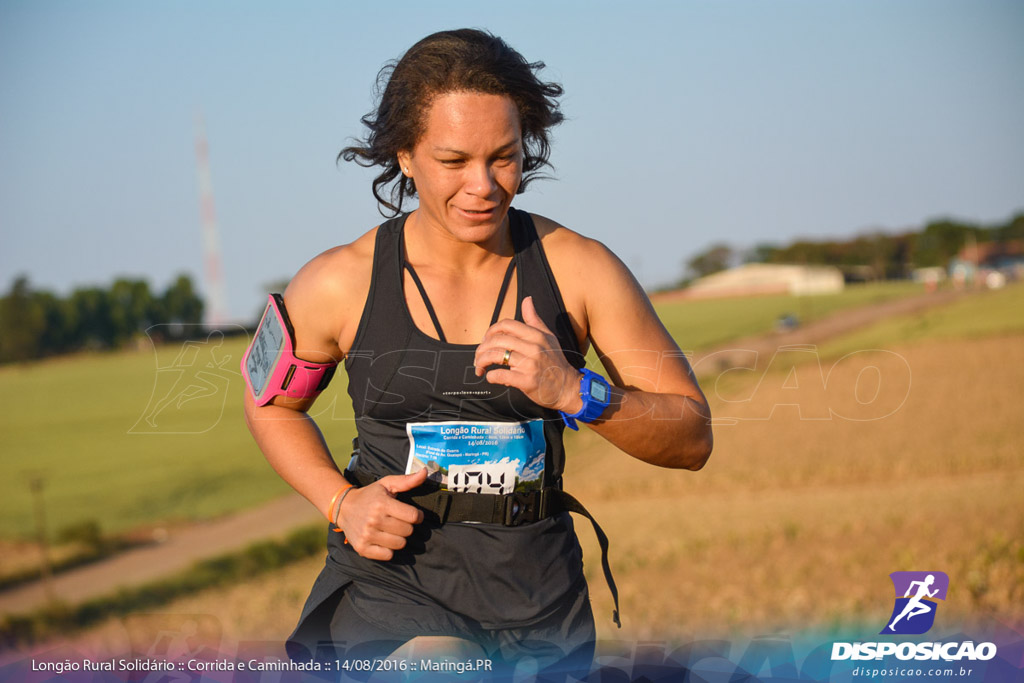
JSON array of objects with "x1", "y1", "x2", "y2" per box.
[
  {"x1": 0, "y1": 279, "x2": 942, "y2": 541},
  {"x1": 0, "y1": 336, "x2": 357, "y2": 539},
  {"x1": 652, "y1": 280, "x2": 925, "y2": 351},
  {"x1": 817, "y1": 281, "x2": 1024, "y2": 359}
]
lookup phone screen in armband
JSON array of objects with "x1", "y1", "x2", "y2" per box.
[
  {"x1": 241, "y1": 293, "x2": 337, "y2": 406},
  {"x1": 246, "y1": 297, "x2": 286, "y2": 401}
]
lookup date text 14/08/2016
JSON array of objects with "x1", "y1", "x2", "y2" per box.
[{"x1": 340, "y1": 658, "x2": 495, "y2": 674}]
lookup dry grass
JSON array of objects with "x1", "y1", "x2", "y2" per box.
[
  {"x1": 568, "y1": 333, "x2": 1024, "y2": 640},
  {"x1": 12, "y1": 334, "x2": 1023, "y2": 659}
]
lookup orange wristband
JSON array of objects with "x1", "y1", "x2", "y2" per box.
[{"x1": 326, "y1": 483, "x2": 353, "y2": 530}]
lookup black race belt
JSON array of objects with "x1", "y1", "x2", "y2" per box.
[{"x1": 343, "y1": 469, "x2": 621, "y2": 628}]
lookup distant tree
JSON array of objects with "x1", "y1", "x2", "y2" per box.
[
  {"x1": 0, "y1": 273, "x2": 208, "y2": 364},
  {"x1": 994, "y1": 212, "x2": 1024, "y2": 242},
  {"x1": 110, "y1": 278, "x2": 158, "y2": 345},
  {"x1": 69, "y1": 286, "x2": 115, "y2": 349},
  {"x1": 161, "y1": 274, "x2": 204, "y2": 326},
  {"x1": 0, "y1": 276, "x2": 47, "y2": 362},
  {"x1": 34, "y1": 290, "x2": 74, "y2": 355},
  {"x1": 673, "y1": 212, "x2": 1020, "y2": 290},
  {"x1": 686, "y1": 243, "x2": 734, "y2": 280},
  {"x1": 845, "y1": 231, "x2": 906, "y2": 279},
  {"x1": 774, "y1": 240, "x2": 826, "y2": 265},
  {"x1": 742, "y1": 243, "x2": 781, "y2": 264},
  {"x1": 913, "y1": 219, "x2": 978, "y2": 267}
]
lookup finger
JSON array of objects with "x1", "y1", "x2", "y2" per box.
[
  {"x1": 476, "y1": 347, "x2": 511, "y2": 374},
  {"x1": 484, "y1": 366, "x2": 523, "y2": 390},
  {"x1": 521, "y1": 296, "x2": 553, "y2": 335},
  {"x1": 480, "y1": 317, "x2": 549, "y2": 347},
  {"x1": 478, "y1": 344, "x2": 569, "y2": 375},
  {"x1": 383, "y1": 496, "x2": 426, "y2": 525},
  {"x1": 353, "y1": 503, "x2": 419, "y2": 553},
  {"x1": 476, "y1": 331, "x2": 530, "y2": 355},
  {"x1": 377, "y1": 516, "x2": 416, "y2": 538},
  {"x1": 358, "y1": 544, "x2": 394, "y2": 562},
  {"x1": 367, "y1": 528, "x2": 413, "y2": 551},
  {"x1": 474, "y1": 333, "x2": 524, "y2": 363},
  {"x1": 380, "y1": 467, "x2": 428, "y2": 494},
  {"x1": 473, "y1": 342, "x2": 532, "y2": 376}
]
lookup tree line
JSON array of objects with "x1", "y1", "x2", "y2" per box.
[
  {"x1": 683, "y1": 212, "x2": 1024, "y2": 283},
  {"x1": 0, "y1": 274, "x2": 204, "y2": 363}
]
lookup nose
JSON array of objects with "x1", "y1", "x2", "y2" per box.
[{"x1": 464, "y1": 161, "x2": 498, "y2": 197}]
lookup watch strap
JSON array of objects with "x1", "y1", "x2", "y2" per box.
[{"x1": 560, "y1": 368, "x2": 611, "y2": 430}]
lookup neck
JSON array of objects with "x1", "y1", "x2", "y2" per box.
[{"x1": 405, "y1": 210, "x2": 513, "y2": 273}]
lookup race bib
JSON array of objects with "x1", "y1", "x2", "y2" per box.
[{"x1": 405, "y1": 420, "x2": 546, "y2": 494}]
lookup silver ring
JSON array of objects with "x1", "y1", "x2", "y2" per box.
[{"x1": 501, "y1": 349, "x2": 512, "y2": 367}]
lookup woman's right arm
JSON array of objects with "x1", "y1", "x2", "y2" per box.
[{"x1": 242, "y1": 234, "x2": 424, "y2": 560}]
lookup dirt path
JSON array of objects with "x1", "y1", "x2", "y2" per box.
[
  {"x1": 0, "y1": 287, "x2": 966, "y2": 618},
  {"x1": 0, "y1": 494, "x2": 321, "y2": 616},
  {"x1": 689, "y1": 288, "x2": 962, "y2": 373}
]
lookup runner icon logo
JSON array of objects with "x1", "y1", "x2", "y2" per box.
[{"x1": 880, "y1": 571, "x2": 949, "y2": 635}]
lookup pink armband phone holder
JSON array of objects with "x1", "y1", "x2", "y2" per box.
[{"x1": 241, "y1": 293, "x2": 338, "y2": 406}]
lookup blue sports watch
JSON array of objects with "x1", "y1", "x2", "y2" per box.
[{"x1": 560, "y1": 368, "x2": 612, "y2": 431}]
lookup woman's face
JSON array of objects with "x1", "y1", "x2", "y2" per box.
[{"x1": 398, "y1": 91, "x2": 523, "y2": 247}]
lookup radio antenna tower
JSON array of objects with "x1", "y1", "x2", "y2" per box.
[{"x1": 194, "y1": 113, "x2": 229, "y2": 327}]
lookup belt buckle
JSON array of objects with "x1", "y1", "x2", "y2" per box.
[{"x1": 503, "y1": 490, "x2": 541, "y2": 527}]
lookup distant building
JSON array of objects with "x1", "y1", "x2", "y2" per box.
[
  {"x1": 948, "y1": 239, "x2": 1024, "y2": 288},
  {"x1": 953, "y1": 239, "x2": 1024, "y2": 268},
  {"x1": 682, "y1": 264, "x2": 844, "y2": 300}
]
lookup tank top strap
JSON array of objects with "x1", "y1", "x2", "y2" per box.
[
  {"x1": 402, "y1": 261, "x2": 448, "y2": 343},
  {"x1": 508, "y1": 208, "x2": 584, "y2": 365},
  {"x1": 489, "y1": 258, "x2": 517, "y2": 326},
  {"x1": 400, "y1": 245, "x2": 517, "y2": 343}
]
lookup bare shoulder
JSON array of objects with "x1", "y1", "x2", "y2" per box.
[
  {"x1": 529, "y1": 213, "x2": 647, "y2": 333},
  {"x1": 529, "y1": 214, "x2": 701, "y2": 410},
  {"x1": 531, "y1": 213, "x2": 632, "y2": 278},
  {"x1": 531, "y1": 213, "x2": 603, "y2": 252},
  {"x1": 283, "y1": 226, "x2": 378, "y2": 359}
]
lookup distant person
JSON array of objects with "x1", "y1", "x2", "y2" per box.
[
  {"x1": 242, "y1": 28, "x2": 712, "y2": 676},
  {"x1": 888, "y1": 574, "x2": 939, "y2": 631}
]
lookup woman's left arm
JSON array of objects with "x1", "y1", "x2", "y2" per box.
[{"x1": 474, "y1": 227, "x2": 712, "y2": 470}]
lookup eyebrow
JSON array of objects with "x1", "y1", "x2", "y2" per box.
[{"x1": 432, "y1": 139, "x2": 521, "y2": 155}]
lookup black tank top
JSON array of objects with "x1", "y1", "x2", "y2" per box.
[{"x1": 329, "y1": 207, "x2": 588, "y2": 633}]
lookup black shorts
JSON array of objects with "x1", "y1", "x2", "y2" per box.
[{"x1": 289, "y1": 577, "x2": 595, "y2": 679}]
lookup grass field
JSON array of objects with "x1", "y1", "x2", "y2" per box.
[
  {"x1": 0, "y1": 280, "x2": 931, "y2": 541},
  {"x1": 23, "y1": 281, "x2": 1022, "y2": 656},
  {"x1": 817, "y1": 281, "x2": 1024, "y2": 358},
  {"x1": 653, "y1": 280, "x2": 925, "y2": 351},
  {"x1": 0, "y1": 336, "x2": 356, "y2": 542}
]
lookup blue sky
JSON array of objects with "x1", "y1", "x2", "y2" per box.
[{"x1": 1, "y1": 1, "x2": 1022, "y2": 322}]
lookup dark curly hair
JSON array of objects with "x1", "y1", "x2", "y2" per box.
[{"x1": 339, "y1": 29, "x2": 564, "y2": 216}]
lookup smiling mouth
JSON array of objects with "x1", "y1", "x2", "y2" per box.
[{"x1": 458, "y1": 207, "x2": 497, "y2": 217}]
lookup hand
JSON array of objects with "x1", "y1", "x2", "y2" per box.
[
  {"x1": 337, "y1": 468, "x2": 427, "y2": 561},
  {"x1": 474, "y1": 296, "x2": 584, "y2": 414}
]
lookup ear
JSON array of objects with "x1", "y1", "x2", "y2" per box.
[{"x1": 397, "y1": 150, "x2": 412, "y2": 177}]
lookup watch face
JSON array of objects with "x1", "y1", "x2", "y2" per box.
[
  {"x1": 246, "y1": 303, "x2": 286, "y2": 399},
  {"x1": 590, "y1": 378, "x2": 609, "y2": 403}
]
